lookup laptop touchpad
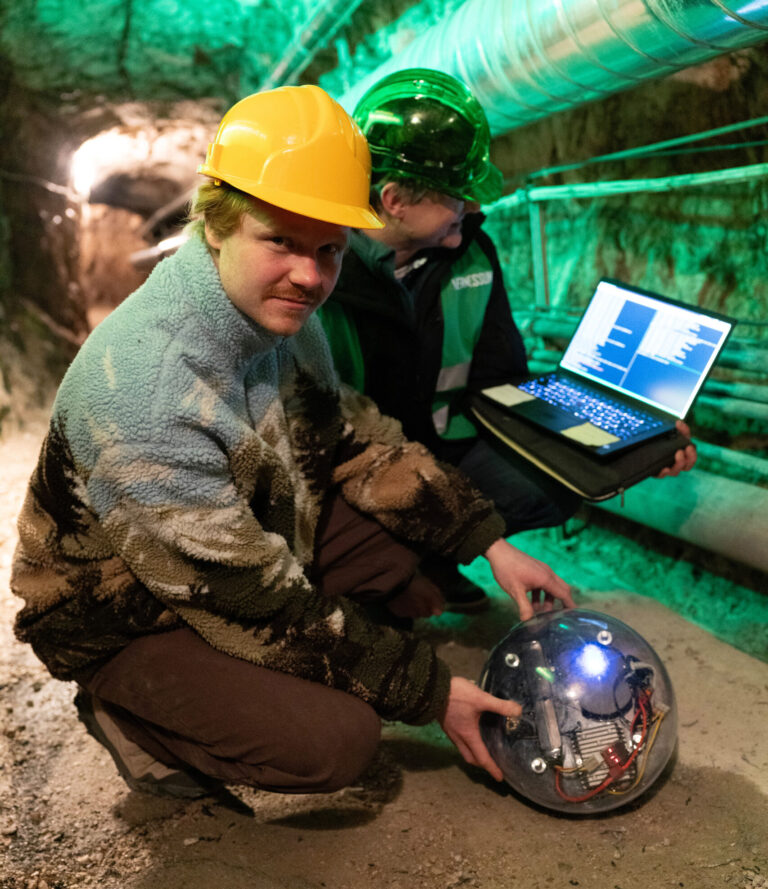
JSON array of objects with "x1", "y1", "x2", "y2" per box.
[{"x1": 514, "y1": 399, "x2": 578, "y2": 432}]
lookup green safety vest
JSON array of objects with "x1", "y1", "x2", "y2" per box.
[
  {"x1": 319, "y1": 238, "x2": 494, "y2": 441},
  {"x1": 317, "y1": 299, "x2": 366, "y2": 392},
  {"x1": 432, "y1": 240, "x2": 494, "y2": 440}
]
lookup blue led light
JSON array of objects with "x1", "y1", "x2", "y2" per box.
[{"x1": 576, "y1": 643, "x2": 610, "y2": 678}]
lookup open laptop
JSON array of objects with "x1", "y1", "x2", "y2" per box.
[{"x1": 479, "y1": 278, "x2": 736, "y2": 458}]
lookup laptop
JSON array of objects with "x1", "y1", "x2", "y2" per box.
[{"x1": 479, "y1": 278, "x2": 736, "y2": 458}]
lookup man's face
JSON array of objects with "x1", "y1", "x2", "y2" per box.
[
  {"x1": 398, "y1": 191, "x2": 481, "y2": 253},
  {"x1": 206, "y1": 199, "x2": 349, "y2": 336}
]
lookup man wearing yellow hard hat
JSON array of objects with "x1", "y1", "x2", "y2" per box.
[{"x1": 11, "y1": 85, "x2": 573, "y2": 800}]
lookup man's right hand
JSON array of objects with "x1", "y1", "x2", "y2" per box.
[
  {"x1": 438, "y1": 676, "x2": 520, "y2": 782},
  {"x1": 485, "y1": 538, "x2": 575, "y2": 621}
]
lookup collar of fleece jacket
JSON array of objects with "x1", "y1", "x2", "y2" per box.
[{"x1": 63, "y1": 231, "x2": 349, "y2": 543}]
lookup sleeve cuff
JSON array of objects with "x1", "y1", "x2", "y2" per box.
[
  {"x1": 453, "y1": 510, "x2": 506, "y2": 565},
  {"x1": 405, "y1": 655, "x2": 453, "y2": 726}
]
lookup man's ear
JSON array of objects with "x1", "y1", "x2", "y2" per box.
[
  {"x1": 204, "y1": 220, "x2": 222, "y2": 251},
  {"x1": 378, "y1": 182, "x2": 406, "y2": 219}
]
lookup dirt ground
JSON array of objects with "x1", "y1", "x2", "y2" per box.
[{"x1": 1, "y1": 420, "x2": 767, "y2": 889}]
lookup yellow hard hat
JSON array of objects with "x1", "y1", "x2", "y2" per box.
[{"x1": 198, "y1": 85, "x2": 383, "y2": 229}]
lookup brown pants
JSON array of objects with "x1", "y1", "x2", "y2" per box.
[{"x1": 81, "y1": 495, "x2": 421, "y2": 794}]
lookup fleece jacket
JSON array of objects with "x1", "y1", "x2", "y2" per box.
[{"x1": 12, "y1": 235, "x2": 505, "y2": 725}]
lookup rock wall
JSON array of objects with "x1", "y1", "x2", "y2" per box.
[
  {"x1": 0, "y1": 0, "x2": 295, "y2": 102},
  {"x1": 0, "y1": 0, "x2": 314, "y2": 432},
  {"x1": 0, "y1": 79, "x2": 86, "y2": 431}
]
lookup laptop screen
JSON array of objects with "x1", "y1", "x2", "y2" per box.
[{"x1": 559, "y1": 279, "x2": 735, "y2": 418}]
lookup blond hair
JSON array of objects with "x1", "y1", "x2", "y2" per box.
[{"x1": 185, "y1": 181, "x2": 257, "y2": 242}]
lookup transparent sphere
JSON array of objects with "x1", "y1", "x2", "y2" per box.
[{"x1": 479, "y1": 609, "x2": 677, "y2": 814}]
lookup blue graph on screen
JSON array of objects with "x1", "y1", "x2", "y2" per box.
[{"x1": 561, "y1": 285, "x2": 730, "y2": 416}]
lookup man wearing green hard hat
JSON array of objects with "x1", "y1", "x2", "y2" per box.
[{"x1": 320, "y1": 68, "x2": 694, "y2": 615}]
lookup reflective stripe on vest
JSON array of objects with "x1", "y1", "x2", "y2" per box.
[
  {"x1": 436, "y1": 361, "x2": 471, "y2": 393},
  {"x1": 431, "y1": 241, "x2": 494, "y2": 439}
]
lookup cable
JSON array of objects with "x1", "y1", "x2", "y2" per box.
[
  {"x1": 609, "y1": 710, "x2": 665, "y2": 795},
  {"x1": 554, "y1": 692, "x2": 649, "y2": 803}
]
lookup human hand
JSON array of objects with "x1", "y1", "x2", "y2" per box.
[
  {"x1": 655, "y1": 420, "x2": 697, "y2": 478},
  {"x1": 438, "y1": 676, "x2": 520, "y2": 781},
  {"x1": 484, "y1": 538, "x2": 575, "y2": 622}
]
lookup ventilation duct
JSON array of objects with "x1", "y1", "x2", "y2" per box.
[{"x1": 340, "y1": 0, "x2": 768, "y2": 136}]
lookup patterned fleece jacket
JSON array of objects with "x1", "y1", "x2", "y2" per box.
[{"x1": 11, "y1": 235, "x2": 505, "y2": 726}]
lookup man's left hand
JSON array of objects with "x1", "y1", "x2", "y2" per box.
[
  {"x1": 655, "y1": 420, "x2": 697, "y2": 478},
  {"x1": 439, "y1": 677, "x2": 520, "y2": 782}
]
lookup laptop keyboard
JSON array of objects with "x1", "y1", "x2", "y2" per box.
[{"x1": 518, "y1": 375, "x2": 665, "y2": 439}]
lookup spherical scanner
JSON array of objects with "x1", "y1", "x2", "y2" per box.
[{"x1": 479, "y1": 609, "x2": 677, "y2": 813}]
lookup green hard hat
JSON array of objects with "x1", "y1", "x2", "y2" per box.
[{"x1": 353, "y1": 68, "x2": 503, "y2": 204}]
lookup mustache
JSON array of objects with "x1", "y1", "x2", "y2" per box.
[{"x1": 268, "y1": 286, "x2": 324, "y2": 306}]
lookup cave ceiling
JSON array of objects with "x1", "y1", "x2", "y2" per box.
[
  {"x1": 4, "y1": 0, "x2": 767, "y2": 213},
  {"x1": 0, "y1": 0, "x2": 413, "y2": 108},
  {"x1": 0, "y1": 0, "x2": 422, "y2": 212}
]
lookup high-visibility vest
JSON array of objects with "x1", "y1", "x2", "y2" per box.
[{"x1": 431, "y1": 240, "x2": 494, "y2": 439}]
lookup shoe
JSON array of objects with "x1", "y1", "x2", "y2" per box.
[
  {"x1": 420, "y1": 558, "x2": 490, "y2": 615},
  {"x1": 441, "y1": 574, "x2": 490, "y2": 614},
  {"x1": 74, "y1": 689, "x2": 222, "y2": 799}
]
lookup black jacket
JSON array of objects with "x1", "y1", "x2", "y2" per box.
[{"x1": 321, "y1": 213, "x2": 528, "y2": 453}]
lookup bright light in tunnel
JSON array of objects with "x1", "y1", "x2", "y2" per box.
[{"x1": 70, "y1": 129, "x2": 148, "y2": 198}]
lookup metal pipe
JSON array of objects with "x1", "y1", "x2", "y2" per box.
[
  {"x1": 694, "y1": 440, "x2": 768, "y2": 486},
  {"x1": 595, "y1": 467, "x2": 768, "y2": 574},
  {"x1": 528, "y1": 114, "x2": 768, "y2": 181},
  {"x1": 529, "y1": 202, "x2": 551, "y2": 307},
  {"x1": 340, "y1": 0, "x2": 768, "y2": 136},
  {"x1": 704, "y1": 379, "x2": 768, "y2": 404},
  {"x1": 261, "y1": 0, "x2": 366, "y2": 91},
  {"x1": 696, "y1": 394, "x2": 768, "y2": 422},
  {"x1": 498, "y1": 161, "x2": 768, "y2": 209}
]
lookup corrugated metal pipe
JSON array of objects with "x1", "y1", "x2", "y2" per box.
[{"x1": 340, "y1": 0, "x2": 768, "y2": 136}]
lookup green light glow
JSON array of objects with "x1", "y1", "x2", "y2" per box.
[{"x1": 535, "y1": 665, "x2": 555, "y2": 683}]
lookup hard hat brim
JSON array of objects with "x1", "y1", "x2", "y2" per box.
[{"x1": 198, "y1": 167, "x2": 384, "y2": 230}]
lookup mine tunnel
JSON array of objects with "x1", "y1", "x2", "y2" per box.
[{"x1": 0, "y1": 1, "x2": 767, "y2": 887}]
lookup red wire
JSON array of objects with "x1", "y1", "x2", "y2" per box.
[{"x1": 554, "y1": 693, "x2": 649, "y2": 803}]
